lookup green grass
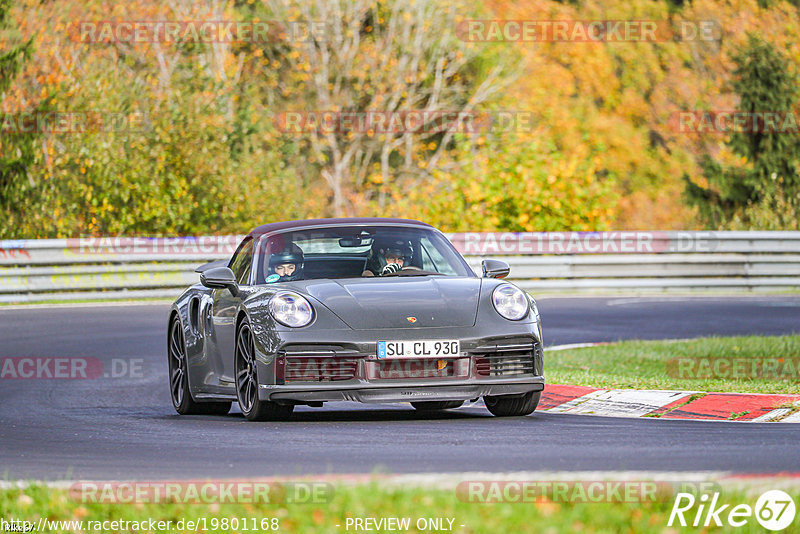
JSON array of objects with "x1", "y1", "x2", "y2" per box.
[
  {"x1": 2, "y1": 483, "x2": 797, "y2": 533},
  {"x1": 547, "y1": 335, "x2": 800, "y2": 394}
]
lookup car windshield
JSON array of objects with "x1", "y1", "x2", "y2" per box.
[{"x1": 254, "y1": 225, "x2": 473, "y2": 283}]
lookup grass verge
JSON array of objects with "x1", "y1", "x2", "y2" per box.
[
  {"x1": 1, "y1": 483, "x2": 797, "y2": 533},
  {"x1": 547, "y1": 335, "x2": 800, "y2": 394}
]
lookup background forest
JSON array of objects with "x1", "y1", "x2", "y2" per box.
[{"x1": 1, "y1": 0, "x2": 799, "y2": 238}]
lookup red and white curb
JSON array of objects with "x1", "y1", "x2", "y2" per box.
[
  {"x1": 537, "y1": 385, "x2": 800, "y2": 422},
  {"x1": 535, "y1": 342, "x2": 800, "y2": 422}
]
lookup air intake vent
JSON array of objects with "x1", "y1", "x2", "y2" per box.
[
  {"x1": 278, "y1": 345, "x2": 366, "y2": 383},
  {"x1": 284, "y1": 357, "x2": 358, "y2": 382},
  {"x1": 472, "y1": 340, "x2": 539, "y2": 377}
]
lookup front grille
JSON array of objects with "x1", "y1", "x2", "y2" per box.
[
  {"x1": 472, "y1": 340, "x2": 540, "y2": 377},
  {"x1": 284, "y1": 357, "x2": 358, "y2": 382}
]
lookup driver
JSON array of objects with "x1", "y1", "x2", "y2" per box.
[
  {"x1": 362, "y1": 238, "x2": 413, "y2": 277},
  {"x1": 267, "y1": 244, "x2": 304, "y2": 282}
]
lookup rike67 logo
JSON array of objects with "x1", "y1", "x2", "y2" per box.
[{"x1": 669, "y1": 490, "x2": 796, "y2": 531}]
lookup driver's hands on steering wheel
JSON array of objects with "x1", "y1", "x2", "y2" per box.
[{"x1": 381, "y1": 263, "x2": 402, "y2": 276}]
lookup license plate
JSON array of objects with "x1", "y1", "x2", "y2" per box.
[{"x1": 377, "y1": 340, "x2": 460, "y2": 359}]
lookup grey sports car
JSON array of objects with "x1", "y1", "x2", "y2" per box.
[{"x1": 168, "y1": 218, "x2": 544, "y2": 420}]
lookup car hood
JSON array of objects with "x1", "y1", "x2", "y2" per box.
[{"x1": 293, "y1": 277, "x2": 482, "y2": 329}]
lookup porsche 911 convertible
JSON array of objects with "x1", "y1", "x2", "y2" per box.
[{"x1": 167, "y1": 218, "x2": 544, "y2": 420}]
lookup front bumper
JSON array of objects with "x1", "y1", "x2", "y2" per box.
[
  {"x1": 259, "y1": 376, "x2": 543, "y2": 403},
  {"x1": 254, "y1": 328, "x2": 544, "y2": 404}
]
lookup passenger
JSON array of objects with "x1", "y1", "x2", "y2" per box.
[{"x1": 267, "y1": 244, "x2": 304, "y2": 282}]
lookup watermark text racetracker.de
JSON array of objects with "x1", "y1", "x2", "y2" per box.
[
  {"x1": 456, "y1": 19, "x2": 721, "y2": 42},
  {"x1": 667, "y1": 357, "x2": 800, "y2": 380},
  {"x1": 1, "y1": 112, "x2": 150, "y2": 134},
  {"x1": 71, "y1": 20, "x2": 328, "y2": 43},
  {"x1": 447, "y1": 231, "x2": 719, "y2": 255},
  {"x1": 64, "y1": 236, "x2": 243, "y2": 256},
  {"x1": 670, "y1": 111, "x2": 800, "y2": 134},
  {"x1": 456, "y1": 480, "x2": 719, "y2": 504},
  {"x1": 0, "y1": 358, "x2": 143, "y2": 380},
  {"x1": 70, "y1": 480, "x2": 333, "y2": 504},
  {"x1": 273, "y1": 110, "x2": 534, "y2": 135}
]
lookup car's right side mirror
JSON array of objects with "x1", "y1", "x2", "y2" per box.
[{"x1": 481, "y1": 259, "x2": 510, "y2": 279}]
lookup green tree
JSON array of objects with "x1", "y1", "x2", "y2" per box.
[
  {"x1": 684, "y1": 34, "x2": 800, "y2": 228},
  {"x1": 0, "y1": 0, "x2": 35, "y2": 212}
]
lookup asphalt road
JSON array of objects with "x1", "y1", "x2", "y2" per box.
[{"x1": 1, "y1": 296, "x2": 799, "y2": 480}]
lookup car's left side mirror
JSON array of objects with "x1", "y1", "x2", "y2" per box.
[
  {"x1": 482, "y1": 259, "x2": 510, "y2": 279},
  {"x1": 200, "y1": 266, "x2": 239, "y2": 296}
]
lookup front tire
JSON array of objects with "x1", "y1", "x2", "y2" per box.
[
  {"x1": 411, "y1": 401, "x2": 464, "y2": 411},
  {"x1": 484, "y1": 391, "x2": 540, "y2": 417},
  {"x1": 168, "y1": 317, "x2": 231, "y2": 416},
  {"x1": 235, "y1": 318, "x2": 294, "y2": 421}
]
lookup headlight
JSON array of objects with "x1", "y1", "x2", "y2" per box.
[
  {"x1": 492, "y1": 284, "x2": 529, "y2": 321},
  {"x1": 268, "y1": 292, "x2": 314, "y2": 327}
]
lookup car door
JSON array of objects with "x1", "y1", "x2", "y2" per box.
[{"x1": 211, "y1": 237, "x2": 254, "y2": 385}]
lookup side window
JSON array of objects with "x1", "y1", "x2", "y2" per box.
[
  {"x1": 420, "y1": 237, "x2": 458, "y2": 275},
  {"x1": 229, "y1": 238, "x2": 254, "y2": 285},
  {"x1": 421, "y1": 243, "x2": 438, "y2": 272}
]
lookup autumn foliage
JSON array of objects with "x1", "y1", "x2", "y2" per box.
[{"x1": 1, "y1": 0, "x2": 799, "y2": 238}]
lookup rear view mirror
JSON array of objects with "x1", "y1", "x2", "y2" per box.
[
  {"x1": 339, "y1": 236, "x2": 373, "y2": 247},
  {"x1": 482, "y1": 259, "x2": 510, "y2": 279}
]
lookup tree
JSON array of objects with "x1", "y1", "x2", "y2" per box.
[
  {"x1": 376, "y1": 132, "x2": 616, "y2": 231},
  {"x1": 265, "y1": 0, "x2": 510, "y2": 217},
  {"x1": 0, "y1": 0, "x2": 35, "y2": 210},
  {"x1": 684, "y1": 34, "x2": 800, "y2": 228}
]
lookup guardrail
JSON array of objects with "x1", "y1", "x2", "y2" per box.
[{"x1": 1, "y1": 231, "x2": 799, "y2": 302}]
